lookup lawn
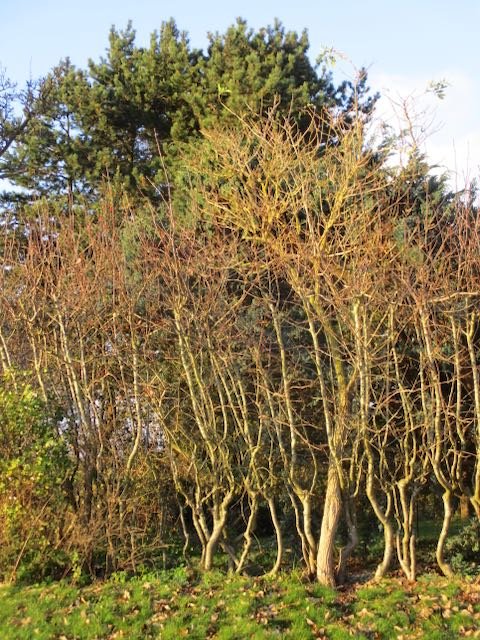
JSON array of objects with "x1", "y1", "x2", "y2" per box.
[{"x1": 1, "y1": 568, "x2": 479, "y2": 639}]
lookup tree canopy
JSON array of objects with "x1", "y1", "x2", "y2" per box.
[{"x1": 1, "y1": 19, "x2": 375, "y2": 207}]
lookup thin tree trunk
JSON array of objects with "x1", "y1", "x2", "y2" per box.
[
  {"x1": 375, "y1": 520, "x2": 395, "y2": 580},
  {"x1": 288, "y1": 489, "x2": 314, "y2": 575},
  {"x1": 436, "y1": 490, "x2": 454, "y2": 577},
  {"x1": 366, "y1": 477, "x2": 395, "y2": 579},
  {"x1": 395, "y1": 481, "x2": 418, "y2": 582},
  {"x1": 267, "y1": 497, "x2": 283, "y2": 576},
  {"x1": 203, "y1": 497, "x2": 231, "y2": 571},
  {"x1": 301, "y1": 494, "x2": 317, "y2": 577},
  {"x1": 191, "y1": 508, "x2": 207, "y2": 566},
  {"x1": 204, "y1": 520, "x2": 225, "y2": 571},
  {"x1": 236, "y1": 495, "x2": 258, "y2": 574},
  {"x1": 179, "y1": 504, "x2": 191, "y2": 562}
]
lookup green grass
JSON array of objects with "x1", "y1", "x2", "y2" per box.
[{"x1": 0, "y1": 569, "x2": 479, "y2": 639}]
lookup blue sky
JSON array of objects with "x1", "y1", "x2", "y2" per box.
[{"x1": 2, "y1": 0, "x2": 479, "y2": 182}]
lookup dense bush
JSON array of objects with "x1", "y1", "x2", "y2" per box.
[
  {"x1": 0, "y1": 371, "x2": 71, "y2": 581},
  {"x1": 445, "y1": 519, "x2": 480, "y2": 577}
]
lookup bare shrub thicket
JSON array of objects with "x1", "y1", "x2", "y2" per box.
[{"x1": 0, "y1": 107, "x2": 479, "y2": 585}]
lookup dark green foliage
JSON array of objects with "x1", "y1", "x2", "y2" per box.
[
  {"x1": 1, "y1": 18, "x2": 374, "y2": 207},
  {"x1": 445, "y1": 519, "x2": 480, "y2": 576},
  {"x1": 3, "y1": 60, "x2": 90, "y2": 200},
  {"x1": 196, "y1": 18, "x2": 337, "y2": 125}
]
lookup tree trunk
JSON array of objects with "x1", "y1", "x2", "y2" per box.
[
  {"x1": 365, "y1": 478, "x2": 395, "y2": 580},
  {"x1": 288, "y1": 489, "x2": 315, "y2": 576},
  {"x1": 436, "y1": 490, "x2": 454, "y2": 577},
  {"x1": 267, "y1": 497, "x2": 283, "y2": 575},
  {"x1": 179, "y1": 504, "x2": 191, "y2": 562},
  {"x1": 203, "y1": 500, "x2": 230, "y2": 571},
  {"x1": 336, "y1": 495, "x2": 358, "y2": 585},
  {"x1": 375, "y1": 520, "x2": 395, "y2": 580},
  {"x1": 459, "y1": 495, "x2": 470, "y2": 520},
  {"x1": 203, "y1": 520, "x2": 224, "y2": 571},
  {"x1": 316, "y1": 462, "x2": 342, "y2": 586},
  {"x1": 395, "y1": 481, "x2": 418, "y2": 582},
  {"x1": 236, "y1": 495, "x2": 258, "y2": 574},
  {"x1": 470, "y1": 496, "x2": 480, "y2": 520},
  {"x1": 301, "y1": 494, "x2": 317, "y2": 577},
  {"x1": 191, "y1": 509, "x2": 207, "y2": 567}
]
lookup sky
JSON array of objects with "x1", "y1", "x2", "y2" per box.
[{"x1": 2, "y1": 0, "x2": 479, "y2": 185}]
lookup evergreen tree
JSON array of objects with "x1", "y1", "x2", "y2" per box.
[
  {"x1": 1, "y1": 19, "x2": 376, "y2": 207},
  {"x1": 4, "y1": 60, "x2": 89, "y2": 202}
]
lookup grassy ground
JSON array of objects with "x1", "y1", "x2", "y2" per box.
[{"x1": 1, "y1": 568, "x2": 479, "y2": 640}]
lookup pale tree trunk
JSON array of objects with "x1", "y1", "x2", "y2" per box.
[
  {"x1": 203, "y1": 514, "x2": 226, "y2": 571},
  {"x1": 191, "y1": 508, "x2": 208, "y2": 567},
  {"x1": 395, "y1": 481, "x2": 419, "y2": 582},
  {"x1": 179, "y1": 504, "x2": 191, "y2": 562},
  {"x1": 371, "y1": 487, "x2": 396, "y2": 581},
  {"x1": 316, "y1": 462, "x2": 342, "y2": 586},
  {"x1": 436, "y1": 490, "x2": 454, "y2": 577},
  {"x1": 301, "y1": 494, "x2": 317, "y2": 577},
  {"x1": 466, "y1": 315, "x2": 480, "y2": 521},
  {"x1": 202, "y1": 492, "x2": 233, "y2": 571},
  {"x1": 471, "y1": 498, "x2": 480, "y2": 520},
  {"x1": 267, "y1": 497, "x2": 283, "y2": 576},
  {"x1": 396, "y1": 531, "x2": 416, "y2": 583},
  {"x1": 365, "y1": 468, "x2": 395, "y2": 579},
  {"x1": 376, "y1": 520, "x2": 395, "y2": 580},
  {"x1": 288, "y1": 490, "x2": 316, "y2": 577},
  {"x1": 235, "y1": 493, "x2": 258, "y2": 574}
]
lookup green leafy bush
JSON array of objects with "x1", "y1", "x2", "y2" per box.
[
  {"x1": 0, "y1": 370, "x2": 71, "y2": 581},
  {"x1": 444, "y1": 518, "x2": 480, "y2": 576}
]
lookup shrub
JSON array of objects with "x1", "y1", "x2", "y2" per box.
[
  {"x1": 0, "y1": 370, "x2": 71, "y2": 581},
  {"x1": 444, "y1": 518, "x2": 480, "y2": 577}
]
